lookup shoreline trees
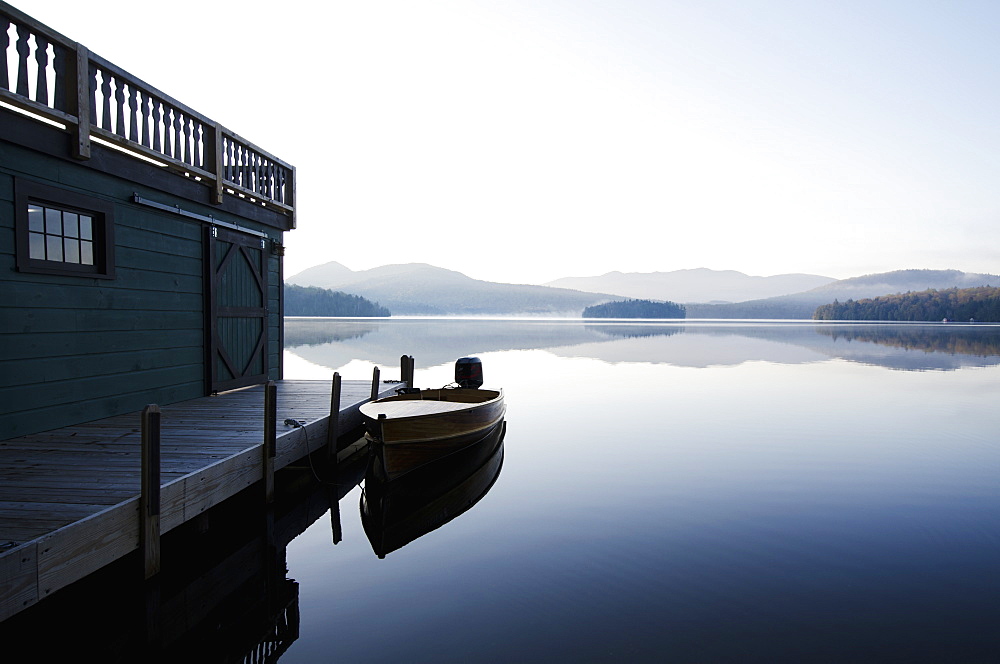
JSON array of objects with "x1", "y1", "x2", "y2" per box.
[
  {"x1": 813, "y1": 287, "x2": 1000, "y2": 321},
  {"x1": 583, "y1": 298, "x2": 686, "y2": 319},
  {"x1": 284, "y1": 284, "x2": 390, "y2": 317}
]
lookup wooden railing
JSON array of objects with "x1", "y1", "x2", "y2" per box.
[{"x1": 0, "y1": 1, "x2": 294, "y2": 222}]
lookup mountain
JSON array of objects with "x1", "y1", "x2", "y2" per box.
[
  {"x1": 544, "y1": 268, "x2": 835, "y2": 303},
  {"x1": 800, "y1": 269, "x2": 998, "y2": 300},
  {"x1": 286, "y1": 262, "x2": 616, "y2": 315},
  {"x1": 286, "y1": 263, "x2": 1000, "y2": 318},
  {"x1": 685, "y1": 269, "x2": 1000, "y2": 319},
  {"x1": 293, "y1": 260, "x2": 355, "y2": 285}
]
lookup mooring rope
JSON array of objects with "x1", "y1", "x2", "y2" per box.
[{"x1": 282, "y1": 419, "x2": 344, "y2": 486}]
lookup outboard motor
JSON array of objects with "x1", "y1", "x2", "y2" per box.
[{"x1": 455, "y1": 357, "x2": 483, "y2": 389}]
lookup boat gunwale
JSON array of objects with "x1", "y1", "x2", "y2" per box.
[
  {"x1": 359, "y1": 388, "x2": 504, "y2": 424},
  {"x1": 374, "y1": 387, "x2": 502, "y2": 404}
]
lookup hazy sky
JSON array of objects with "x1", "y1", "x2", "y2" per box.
[{"x1": 22, "y1": 0, "x2": 1000, "y2": 284}]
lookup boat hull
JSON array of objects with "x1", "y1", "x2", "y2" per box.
[
  {"x1": 360, "y1": 388, "x2": 505, "y2": 480},
  {"x1": 369, "y1": 417, "x2": 505, "y2": 481}
]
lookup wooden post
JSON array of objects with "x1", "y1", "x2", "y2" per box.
[
  {"x1": 327, "y1": 371, "x2": 344, "y2": 544},
  {"x1": 401, "y1": 354, "x2": 415, "y2": 388},
  {"x1": 288, "y1": 164, "x2": 297, "y2": 229},
  {"x1": 262, "y1": 382, "x2": 280, "y2": 625},
  {"x1": 140, "y1": 404, "x2": 161, "y2": 580},
  {"x1": 326, "y1": 372, "x2": 342, "y2": 462},
  {"x1": 72, "y1": 44, "x2": 91, "y2": 159},
  {"x1": 208, "y1": 123, "x2": 225, "y2": 204},
  {"x1": 264, "y1": 381, "x2": 277, "y2": 504},
  {"x1": 371, "y1": 366, "x2": 380, "y2": 401}
]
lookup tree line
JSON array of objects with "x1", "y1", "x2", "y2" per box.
[
  {"x1": 284, "y1": 284, "x2": 391, "y2": 317},
  {"x1": 583, "y1": 298, "x2": 686, "y2": 319},
  {"x1": 813, "y1": 287, "x2": 1000, "y2": 321}
]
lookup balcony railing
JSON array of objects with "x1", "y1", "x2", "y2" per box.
[{"x1": 1, "y1": 1, "x2": 294, "y2": 224}]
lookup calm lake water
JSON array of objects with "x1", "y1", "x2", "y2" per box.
[
  {"x1": 278, "y1": 319, "x2": 1000, "y2": 663},
  {"x1": 4, "y1": 319, "x2": 999, "y2": 662}
]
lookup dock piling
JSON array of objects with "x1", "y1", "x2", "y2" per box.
[
  {"x1": 327, "y1": 372, "x2": 342, "y2": 462},
  {"x1": 140, "y1": 404, "x2": 161, "y2": 580},
  {"x1": 401, "y1": 354, "x2": 415, "y2": 388},
  {"x1": 371, "y1": 366, "x2": 380, "y2": 401},
  {"x1": 264, "y1": 381, "x2": 277, "y2": 504}
]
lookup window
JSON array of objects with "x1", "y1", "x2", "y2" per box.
[
  {"x1": 15, "y1": 180, "x2": 115, "y2": 278},
  {"x1": 28, "y1": 203, "x2": 97, "y2": 265}
]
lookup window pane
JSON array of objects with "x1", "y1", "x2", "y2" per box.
[
  {"x1": 64, "y1": 238, "x2": 80, "y2": 263},
  {"x1": 22, "y1": 196, "x2": 105, "y2": 272},
  {"x1": 30, "y1": 232, "x2": 46, "y2": 259},
  {"x1": 45, "y1": 208, "x2": 62, "y2": 235},
  {"x1": 29, "y1": 205, "x2": 44, "y2": 232},
  {"x1": 63, "y1": 213, "x2": 80, "y2": 238},
  {"x1": 46, "y1": 234, "x2": 63, "y2": 261}
]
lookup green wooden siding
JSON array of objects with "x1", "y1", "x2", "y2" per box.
[{"x1": 0, "y1": 140, "x2": 285, "y2": 440}]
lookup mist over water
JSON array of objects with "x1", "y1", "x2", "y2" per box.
[
  {"x1": 284, "y1": 317, "x2": 1000, "y2": 374},
  {"x1": 280, "y1": 320, "x2": 1000, "y2": 662}
]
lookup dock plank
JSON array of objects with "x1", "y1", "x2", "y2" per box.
[{"x1": 0, "y1": 378, "x2": 393, "y2": 622}]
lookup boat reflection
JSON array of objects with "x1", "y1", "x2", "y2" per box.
[{"x1": 361, "y1": 421, "x2": 506, "y2": 559}]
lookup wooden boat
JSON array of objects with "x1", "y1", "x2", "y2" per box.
[
  {"x1": 359, "y1": 387, "x2": 505, "y2": 480},
  {"x1": 361, "y1": 421, "x2": 505, "y2": 558}
]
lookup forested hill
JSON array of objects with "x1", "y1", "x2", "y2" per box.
[
  {"x1": 686, "y1": 269, "x2": 1000, "y2": 319},
  {"x1": 813, "y1": 287, "x2": 1000, "y2": 321},
  {"x1": 285, "y1": 264, "x2": 998, "y2": 318},
  {"x1": 284, "y1": 284, "x2": 390, "y2": 317},
  {"x1": 583, "y1": 299, "x2": 686, "y2": 319}
]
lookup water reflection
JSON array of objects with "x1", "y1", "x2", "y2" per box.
[
  {"x1": 285, "y1": 318, "x2": 1000, "y2": 372},
  {"x1": 0, "y1": 448, "x2": 369, "y2": 662},
  {"x1": 816, "y1": 324, "x2": 1000, "y2": 357},
  {"x1": 284, "y1": 319, "x2": 379, "y2": 346},
  {"x1": 581, "y1": 324, "x2": 685, "y2": 339},
  {"x1": 295, "y1": 323, "x2": 1000, "y2": 660},
  {"x1": 362, "y1": 423, "x2": 506, "y2": 559}
]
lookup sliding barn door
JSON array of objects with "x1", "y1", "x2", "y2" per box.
[{"x1": 207, "y1": 226, "x2": 268, "y2": 392}]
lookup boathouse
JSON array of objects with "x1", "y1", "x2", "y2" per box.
[{"x1": 0, "y1": 1, "x2": 296, "y2": 440}]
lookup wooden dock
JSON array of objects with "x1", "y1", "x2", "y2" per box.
[{"x1": 0, "y1": 377, "x2": 396, "y2": 622}]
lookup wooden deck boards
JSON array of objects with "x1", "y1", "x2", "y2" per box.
[{"x1": 0, "y1": 378, "x2": 393, "y2": 622}]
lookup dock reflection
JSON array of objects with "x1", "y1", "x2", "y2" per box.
[
  {"x1": 0, "y1": 441, "x2": 370, "y2": 662},
  {"x1": 361, "y1": 422, "x2": 506, "y2": 559}
]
